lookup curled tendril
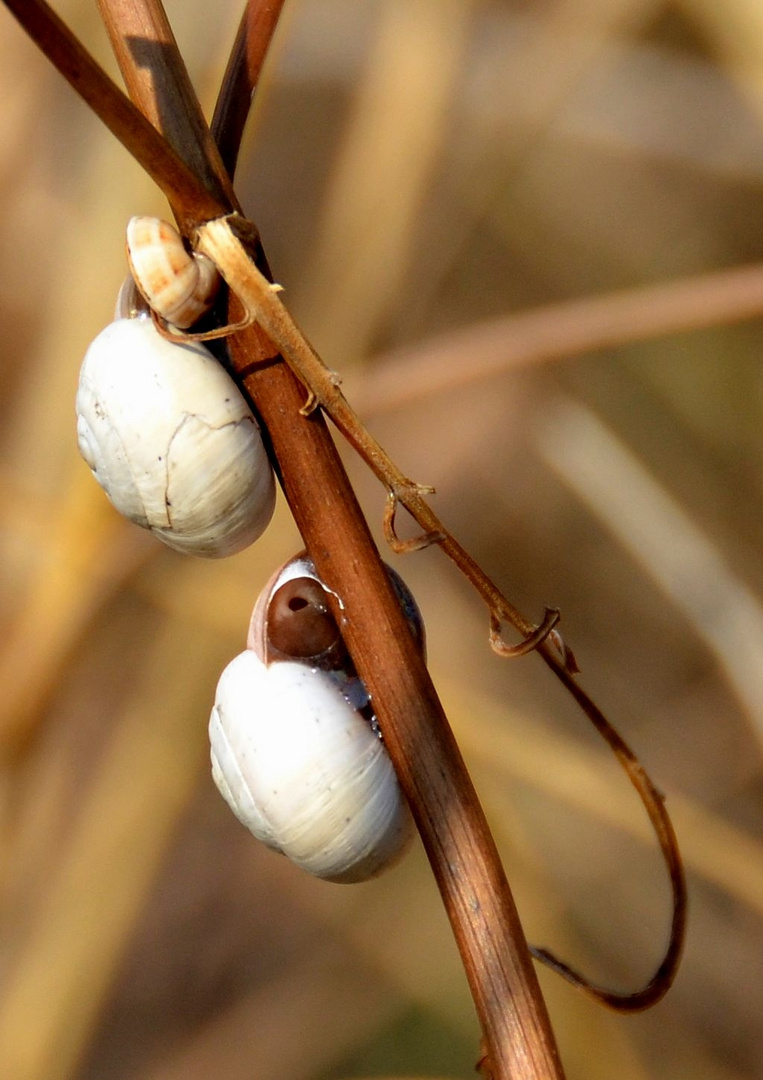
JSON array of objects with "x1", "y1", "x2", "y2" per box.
[
  {"x1": 489, "y1": 609, "x2": 561, "y2": 659},
  {"x1": 170, "y1": 218, "x2": 688, "y2": 1015},
  {"x1": 383, "y1": 490, "x2": 444, "y2": 553}
]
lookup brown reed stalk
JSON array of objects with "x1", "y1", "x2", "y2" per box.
[
  {"x1": 0, "y1": 0, "x2": 689, "y2": 1074},
  {"x1": 211, "y1": 0, "x2": 289, "y2": 177},
  {"x1": 95, "y1": 2, "x2": 565, "y2": 1074}
]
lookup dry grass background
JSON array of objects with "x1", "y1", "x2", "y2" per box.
[{"x1": 1, "y1": 0, "x2": 763, "y2": 1078}]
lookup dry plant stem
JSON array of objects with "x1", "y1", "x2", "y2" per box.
[
  {"x1": 97, "y1": 0, "x2": 272, "y2": 273},
  {"x1": 211, "y1": 0, "x2": 288, "y2": 177},
  {"x1": 1, "y1": 0, "x2": 227, "y2": 226},
  {"x1": 196, "y1": 215, "x2": 687, "y2": 1011},
  {"x1": 196, "y1": 216, "x2": 549, "y2": 652},
  {"x1": 224, "y1": 321, "x2": 566, "y2": 1080},
  {"x1": 96, "y1": 0, "x2": 240, "y2": 232},
  {"x1": 91, "y1": 3, "x2": 567, "y2": 1077}
]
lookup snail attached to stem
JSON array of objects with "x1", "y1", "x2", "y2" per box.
[
  {"x1": 75, "y1": 218, "x2": 275, "y2": 558},
  {"x1": 209, "y1": 554, "x2": 426, "y2": 883}
]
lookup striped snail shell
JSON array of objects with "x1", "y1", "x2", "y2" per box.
[
  {"x1": 75, "y1": 315, "x2": 275, "y2": 557},
  {"x1": 126, "y1": 216, "x2": 220, "y2": 329},
  {"x1": 209, "y1": 554, "x2": 424, "y2": 883}
]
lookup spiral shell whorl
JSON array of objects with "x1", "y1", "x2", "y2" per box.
[
  {"x1": 210, "y1": 650, "x2": 414, "y2": 883},
  {"x1": 126, "y1": 216, "x2": 220, "y2": 329}
]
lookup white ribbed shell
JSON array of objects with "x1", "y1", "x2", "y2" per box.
[
  {"x1": 76, "y1": 317, "x2": 275, "y2": 557},
  {"x1": 209, "y1": 649, "x2": 413, "y2": 883}
]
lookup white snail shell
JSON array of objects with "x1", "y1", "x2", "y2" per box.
[
  {"x1": 76, "y1": 316, "x2": 276, "y2": 557},
  {"x1": 126, "y1": 216, "x2": 220, "y2": 329},
  {"x1": 210, "y1": 650, "x2": 413, "y2": 883},
  {"x1": 209, "y1": 555, "x2": 422, "y2": 883}
]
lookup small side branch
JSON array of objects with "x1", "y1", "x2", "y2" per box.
[
  {"x1": 490, "y1": 610, "x2": 561, "y2": 659},
  {"x1": 211, "y1": 0, "x2": 289, "y2": 177},
  {"x1": 196, "y1": 211, "x2": 687, "y2": 1009},
  {"x1": 383, "y1": 489, "x2": 444, "y2": 553},
  {"x1": 194, "y1": 214, "x2": 580, "y2": 674}
]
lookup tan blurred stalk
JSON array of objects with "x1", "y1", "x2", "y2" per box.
[
  {"x1": 139, "y1": 944, "x2": 399, "y2": 1080},
  {"x1": 443, "y1": 676, "x2": 763, "y2": 921},
  {"x1": 535, "y1": 395, "x2": 763, "y2": 752},
  {"x1": 296, "y1": 0, "x2": 474, "y2": 363},
  {"x1": 0, "y1": 616, "x2": 215, "y2": 1080},
  {"x1": 0, "y1": 477, "x2": 154, "y2": 761},
  {"x1": 678, "y1": 0, "x2": 763, "y2": 104}
]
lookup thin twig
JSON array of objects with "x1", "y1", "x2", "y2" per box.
[
  {"x1": 195, "y1": 212, "x2": 687, "y2": 1012},
  {"x1": 95, "y1": 0, "x2": 240, "y2": 233},
  {"x1": 537, "y1": 393, "x2": 763, "y2": 752},
  {"x1": 1, "y1": 0, "x2": 228, "y2": 225},
  {"x1": 211, "y1": 0, "x2": 288, "y2": 177}
]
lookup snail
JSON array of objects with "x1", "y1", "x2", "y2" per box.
[
  {"x1": 126, "y1": 215, "x2": 220, "y2": 329},
  {"x1": 75, "y1": 314, "x2": 276, "y2": 557},
  {"x1": 209, "y1": 554, "x2": 425, "y2": 883}
]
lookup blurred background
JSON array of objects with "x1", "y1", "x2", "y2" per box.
[{"x1": 1, "y1": 0, "x2": 763, "y2": 1077}]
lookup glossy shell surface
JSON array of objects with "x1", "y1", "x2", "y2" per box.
[
  {"x1": 247, "y1": 554, "x2": 425, "y2": 673},
  {"x1": 209, "y1": 649, "x2": 414, "y2": 883},
  {"x1": 76, "y1": 316, "x2": 275, "y2": 557}
]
